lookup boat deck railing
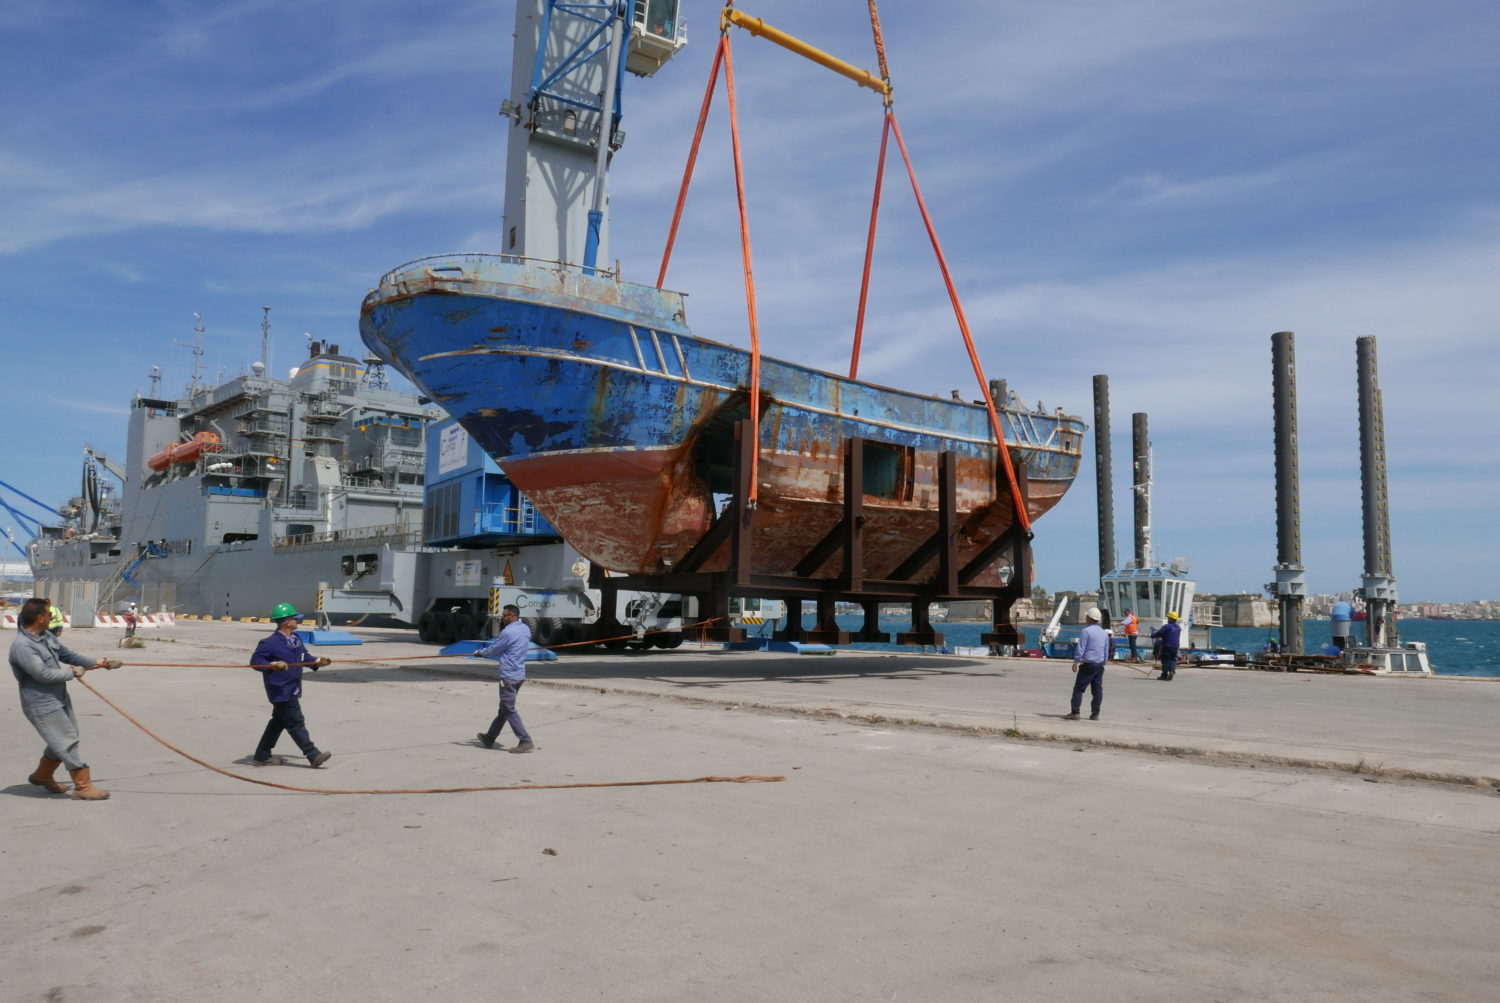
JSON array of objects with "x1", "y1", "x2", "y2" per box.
[
  {"x1": 376, "y1": 253, "x2": 618, "y2": 289},
  {"x1": 1192, "y1": 602, "x2": 1223, "y2": 628}
]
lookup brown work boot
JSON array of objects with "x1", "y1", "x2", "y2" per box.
[
  {"x1": 28, "y1": 756, "x2": 68, "y2": 794},
  {"x1": 68, "y1": 767, "x2": 110, "y2": 801}
]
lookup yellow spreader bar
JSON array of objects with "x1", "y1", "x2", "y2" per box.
[{"x1": 721, "y1": 7, "x2": 891, "y2": 98}]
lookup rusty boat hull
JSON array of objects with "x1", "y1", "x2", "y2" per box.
[{"x1": 360, "y1": 254, "x2": 1085, "y2": 584}]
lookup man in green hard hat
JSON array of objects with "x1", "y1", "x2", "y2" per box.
[{"x1": 249, "y1": 602, "x2": 332, "y2": 767}]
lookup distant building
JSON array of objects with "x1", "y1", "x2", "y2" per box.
[{"x1": 1216, "y1": 594, "x2": 1277, "y2": 628}]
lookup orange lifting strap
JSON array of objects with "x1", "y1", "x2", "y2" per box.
[{"x1": 656, "y1": 1, "x2": 1033, "y2": 532}]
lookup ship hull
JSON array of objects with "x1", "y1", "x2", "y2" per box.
[
  {"x1": 32, "y1": 536, "x2": 409, "y2": 623},
  {"x1": 362, "y1": 256, "x2": 1084, "y2": 583}
]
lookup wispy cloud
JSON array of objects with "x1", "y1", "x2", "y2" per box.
[
  {"x1": 44, "y1": 398, "x2": 130, "y2": 417},
  {"x1": 0, "y1": 136, "x2": 503, "y2": 254}
]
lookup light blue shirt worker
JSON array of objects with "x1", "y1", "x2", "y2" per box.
[
  {"x1": 1074, "y1": 622, "x2": 1111, "y2": 666},
  {"x1": 477, "y1": 618, "x2": 531, "y2": 680}
]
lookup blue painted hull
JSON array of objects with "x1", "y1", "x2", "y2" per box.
[{"x1": 361, "y1": 255, "x2": 1084, "y2": 578}]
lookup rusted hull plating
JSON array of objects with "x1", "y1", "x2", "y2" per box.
[{"x1": 360, "y1": 255, "x2": 1085, "y2": 578}]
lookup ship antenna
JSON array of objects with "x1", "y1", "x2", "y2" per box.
[
  {"x1": 363, "y1": 354, "x2": 390, "y2": 391},
  {"x1": 148, "y1": 365, "x2": 162, "y2": 397},
  {"x1": 260, "y1": 306, "x2": 271, "y2": 372},
  {"x1": 189, "y1": 313, "x2": 206, "y2": 397}
]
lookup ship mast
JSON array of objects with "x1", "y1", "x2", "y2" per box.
[
  {"x1": 189, "y1": 313, "x2": 206, "y2": 398},
  {"x1": 260, "y1": 306, "x2": 272, "y2": 372}
]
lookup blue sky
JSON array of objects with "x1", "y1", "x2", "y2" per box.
[{"x1": 2, "y1": 0, "x2": 1496, "y2": 602}]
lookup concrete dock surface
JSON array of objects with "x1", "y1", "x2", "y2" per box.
[{"x1": 4, "y1": 620, "x2": 1498, "y2": 1001}]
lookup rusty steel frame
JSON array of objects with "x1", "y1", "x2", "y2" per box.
[{"x1": 590, "y1": 420, "x2": 1034, "y2": 648}]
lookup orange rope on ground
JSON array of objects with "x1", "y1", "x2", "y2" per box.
[
  {"x1": 657, "y1": 34, "x2": 725, "y2": 290},
  {"x1": 849, "y1": 113, "x2": 890, "y2": 379},
  {"x1": 74, "y1": 674, "x2": 783, "y2": 795},
  {"x1": 722, "y1": 31, "x2": 762, "y2": 508},
  {"x1": 887, "y1": 111, "x2": 1033, "y2": 533}
]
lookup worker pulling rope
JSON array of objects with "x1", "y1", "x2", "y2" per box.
[
  {"x1": 73, "y1": 672, "x2": 783, "y2": 795},
  {"x1": 117, "y1": 615, "x2": 728, "y2": 669}
]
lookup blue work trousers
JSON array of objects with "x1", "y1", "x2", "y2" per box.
[
  {"x1": 482, "y1": 679, "x2": 532, "y2": 744},
  {"x1": 1071, "y1": 662, "x2": 1105, "y2": 716},
  {"x1": 1160, "y1": 649, "x2": 1180, "y2": 677},
  {"x1": 256, "y1": 697, "x2": 319, "y2": 761}
]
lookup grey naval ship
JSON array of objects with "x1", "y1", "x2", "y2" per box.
[{"x1": 30, "y1": 338, "x2": 437, "y2": 621}]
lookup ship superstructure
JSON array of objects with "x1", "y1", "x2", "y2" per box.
[{"x1": 30, "y1": 341, "x2": 437, "y2": 619}]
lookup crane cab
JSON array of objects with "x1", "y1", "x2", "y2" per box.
[{"x1": 626, "y1": 0, "x2": 687, "y2": 76}]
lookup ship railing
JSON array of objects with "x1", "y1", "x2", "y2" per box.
[
  {"x1": 376, "y1": 253, "x2": 618, "y2": 289},
  {"x1": 274, "y1": 522, "x2": 422, "y2": 550},
  {"x1": 478, "y1": 501, "x2": 544, "y2": 535},
  {"x1": 1003, "y1": 408, "x2": 1067, "y2": 448},
  {"x1": 1191, "y1": 602, "x2": 1223, "y2": 628},
  {"x1": 341, "y1": 476, "x2": 406, "y2": 492}
]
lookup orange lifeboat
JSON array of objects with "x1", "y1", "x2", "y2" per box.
[{"x1": 146, "y1": 432, "x2": 223, "y2": 472}]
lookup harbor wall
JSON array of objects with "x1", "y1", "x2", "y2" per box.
[{"x1": 1217, "y1": 594, "x2": 1277, "y2": 628}]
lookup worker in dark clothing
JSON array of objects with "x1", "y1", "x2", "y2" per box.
[
  {"x1": 1152, "y1": 611, "x2": 1183, "y2": 681},
  {"x1": 250, "y1": 603, "x2": 332, "y2": 767}
]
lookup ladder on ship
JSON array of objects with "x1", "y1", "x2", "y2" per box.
[{"x1": 95, "y1": 550, "x2": 146, "y2": 611}]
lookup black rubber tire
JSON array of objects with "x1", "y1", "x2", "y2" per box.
[
  {"x1": 534, "y1": 616, "x2": 564, "y2": 647},
  {"x1": 434, "y1": 612, "x2": 458, "y2": 646},
  {"x1": 456, "y1": 613, "x2": 482, "y2": 641},
  {"x1": 653, "y1": 631, "x2": 684, "y2": 650},
  {"x1": 559, "y1": 621, "x2": 591, "y2": 650},
  {"x1": 417, "y1": 611, "x2": 438, "y2": 644}
]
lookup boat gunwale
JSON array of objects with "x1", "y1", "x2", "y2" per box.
[
  {"x1": 415, "y1": 343, "x2": 1083, "y2": 456},
  {"x1": 361, "y1": 256, "x2": 1087, "y2": 447}
]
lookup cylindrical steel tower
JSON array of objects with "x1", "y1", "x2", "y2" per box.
[
  {"x1": 1132, "y1": 413, "x2": 1150, "y2": 568},
  {"x1": 1356, "y1": 336, "x2": 1399, "y2": 647},
  {"x1": 1093, "y1": 375, "x2": 1115, "y2": 579},
  {"x1": 1270, "y1": 331, "x2": 1306, "y2": 654}
]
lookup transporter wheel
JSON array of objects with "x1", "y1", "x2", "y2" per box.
[
  {"x1": 433, "y1": 612, "x2": 459, "y2": 646},
  {"x1": 455, "y1": 613, "x2": 482, "y2": 641},
  {"x1": 536, "y1": 616, "x2": 565, "y2": 647},
  {"x1": 417, "y1": 612, "x2": 439, "y2": 644},
  {"x1": 652, "y1": 631, "x2": 684, "y2": 650},
  {"x1": 559, "y1": 621, "x2": 591, "y2": 650}
]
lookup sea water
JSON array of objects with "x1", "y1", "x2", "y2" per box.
[{"x1": 778, "y1": 615, "x2": 1500, "y2": 677}]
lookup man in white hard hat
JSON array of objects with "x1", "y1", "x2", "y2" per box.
[{"x1": 1064, "y1": 607, "x2": 1110, "y2": 721}]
